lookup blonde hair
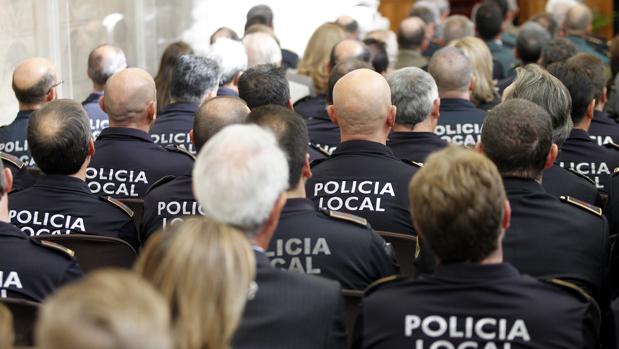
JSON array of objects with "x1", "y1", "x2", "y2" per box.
[
  {"x1": 297, "y1": 23, "x2": 348, "y2": 94},
  {"x1": 135, "y1": 217, "x2": 256, "y2": 349},
  {"x1": 0, "y1": 304, "x2": 13, "y2": 349},
  {"x1": 449, "y1": 37, "x2": 498, "y2": 105},
  {"x1": 36, "y1": 269, "x2": 172, "y2": 349}
]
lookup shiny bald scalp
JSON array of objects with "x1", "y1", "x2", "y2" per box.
[
  {"x1": 103, "y1": 68, "x2": 156, "y2": 125},
  {"x1": 87, "y1": 44, "x2": 127, "y2": 86},
  {"x1": 331, "y1": 68, "x2": 393, "y2": 135}
]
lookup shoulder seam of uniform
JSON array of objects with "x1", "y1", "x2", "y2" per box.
[
  {"x1": 364, "y1": 275, "x2": 401, "y2": 295},
  {"x1": 145, "y1": 175, "x2": 176, "y2": 195},
  {"x1": 604, "y1": 141, "x2": 619, "y2": 151},
  {"x1": 0, "y1": 152, "x2": 25, "y2": 169},
  {"x1": 309, "y1": 143, "x2": 331, "y2": 157},
  {"x1": 166, "y1": 145, "x2": 196, "y2": 160},
  {"x1": 38, "y1": 240, "x2": 75, "y2": 257},
  {"x1": 559, "y1": 195, "x2": 603, "y2": 217},
  {"x1": 566, "y1": 167, "x2": 596, "y2": 184},
  {"x1": 326, "y1": 210, "x2": 368, "y2": 227},
  {"x1": 101, "y1": 196, "x2": 134, "y2": 218},
  {"x1": 402, "y1": 159, "x2": 423, "y2": 167}
]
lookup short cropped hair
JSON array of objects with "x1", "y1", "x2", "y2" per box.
[
  {"x1": 36, "y1": 269, "x2": 172, "y2": 349},
  {"x1": 170, "y1": 55, "x2": 221, "y2": 104},
  {"x1": 12, "y1": 72, "x2": 55, "y2": 105},
  {"x1": 193, "y1": 96, "x2": 249, "y2": 152},
  {"x1": 475, "y1": 3, "x2": 503, "y2": 41},
  {"x1": 245, "y1": 4, "x2": 274, "y2": 29},
  {"x1": 481, "y1": 98, "x2": 553, "y2": 178},
  {"x1": 540, "y1": 38, "x2": 577, "y2": 67},
  {"x1": 363, "y1": 38, "x2": 389, "y2": 74},
  {"x1": 410, "y1": 146, "x2": 506, "y2": 263},
  {"x1": 503, "y1": 64, "x2": 573, "y2": 147},
  {"x1": 238, "y1": 64, "x2": 290, "y2": 109},
  {"x1": 429, "y1": 47, "x2": 472, "y2": 93},
  {"x1": 516, "y1": 22, "x2": 551, "y2": 64},
  {"x1": 208, "y1": 38, "x2": 247, "y2": 85},
  {"x1": 327, "y1": 59, "x2": 373, "y2": 104},
  {"x1": 530, "y1": 12, "x2": 559, "y2": 37},
  {"x1": 28, "y1": 99, "x2": 91, "y2": 175},
  {"x1": 193, "y1": 124, "x2": 288, "y2": 233},
  {"x1": 247, "y1": 105, "x2": 309, "y2": 188},
  {"x1": 388, "y1": 67, "x2": 438, "y2": 127},
  {"x1": 547, "y1": 61, "x2": 595, "y2": 124},
  {"x1": 442, "y1": 15, "x2": 474, "y2": 44},
  {"x1": 568, "y1": 53, "x2": 606, "y2": 102},
  {"x1": 397, "y1": 19, "x2": 426, "y2": 49}
]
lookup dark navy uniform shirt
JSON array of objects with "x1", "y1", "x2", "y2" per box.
[
  {"x1": 233, "y1": 249, "x2": 347, "y2": 349},
  {"x1": 82, "y1": 91, "x2": 108, "y2": 138},
  {"x1": 149, "y1": 102, "x2": 198, "y2": 153},
  {"x1": 141, "y1": 173, "x2": 202, "y2": 243},
  {"x1": 0, "y1": 111, "x2": 34, "y2": 167},
  {"x1": 436, "y1": 98, "x2": 486, "y2": 147},
  {"x1": 8, "y1": 175, "x2": 139, "y2": 249},
  {"x1": 557, "y1": 128, "x2": 619, "y2": 193},
  {"x1": 87, "y1": 127, "x2": 195, "y2": 199},
  {"x1": 306, "y1": 140, "x2": 419, "y2": 235},
  {"x1": 0, "y1": 221, "x2": 83, "y2": 302},
  {"x1": 266, "y1": 198, "x2": 397, "y2": 290},
  {"x1": 294, "y1": 95, "x2": 326, "y2": 120},
  {"x1": 1, "y1": 152, "x2": 34, "y2": 193},
  {"x1": 543, "y1": 163, "x2": 602, "y2": 207},
  {"x1": 353, "y1": 263, "x2": 599, "y2": 349},
  {"x1": 295, "y1": 95, "x2": 340, "y2": 154},
  {"x1": 387, "y1": 131, "x2": 448, "y2": 163},
  {"x1": 589, "y1": 110, "x2": 619, "y2": 146},
  {"x1": 502, "y1": 177, "x2": 609, "y2": 300}
]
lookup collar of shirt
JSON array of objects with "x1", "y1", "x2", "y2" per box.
[
  {"x1": 389, "y1": 131, "x2": 444, "y2": 143},
  {"x1": 502, "y1": 176, "x2": 545, "y2": 194},
  {"x1": 83, "y1": 91, "x2": 104, "y2": 104},
  {"x1": 429, "y1": 262, "x2": 519, "y2": 283},
  {"x1": 159, "y1": 102, "x2": 199, "y2": 117},
  {"x1": 439, "y1": 98, "x2": 477, "y2": 110},
  {"x1": 217, "y1": 87, "x2": 239, "y2": 97},
  {"x1": 568, "y1": 128, "x2": 593, "y2": 142},
  {"x1": 97, "y1": 127, "x2": 154, "y2": 143},
  {"x1": 15, "y1": 110, "x2": 33, "y2": 120},
  {"x1": 0, "y1": 221, "x2": 27, "y2": 239},
  {"x1": 32, "y1": 174, "x2": 92, "y2": 194},
  {"x1": 283, "y1": 198, "x2": 316, "y2": 214},
  {"x1": 331, "y1": 140, "x2": 396, "y2": 159},
  {"x1": 593, "y1": 110, "x2": 613, "y2": 123}
]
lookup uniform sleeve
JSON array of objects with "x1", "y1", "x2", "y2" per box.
[
  {"x1": 369, "y1": 232, "x2": 399, "y2": 278},
  {"x1": 325, "y1": 287, "x2": 348, "y2": 349},
  {"x1": 60, "y1": 259, "x2": 84, "y2": 285}
]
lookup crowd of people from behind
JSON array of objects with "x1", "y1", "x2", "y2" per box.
[{"x1": 2, "y1": 0, "x2": 619, "y2": 348}]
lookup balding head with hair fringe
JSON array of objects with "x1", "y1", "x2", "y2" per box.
[
  {"x1": 429, "y1": 47, "x2": 472, "y2": 94},
  {"x1": 102, "y1": 68, "x2": 156, "y2": 126}
]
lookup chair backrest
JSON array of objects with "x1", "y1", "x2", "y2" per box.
[
  {"x1": 377, "y1": 231, "x2": 417, "y2": 278},
  {"x1": 341, "y1": 289, "x2": 363, "y2": 346},
  {"x1": 118, "y1": 198, "x2": 144, "y2": 231},
  {"x1": 34, "y1": 234, "x2": 137, "y2": 273},
  {"x1": 1, "y1": 298, "x2": 39, "y2": 346}
]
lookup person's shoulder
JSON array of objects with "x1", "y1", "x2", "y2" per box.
[
  {"x1": 557, "y1": 196, "x2": 605, "y2": 227},
  {"x1": 97, "y1": 196, "x2": 135, "y2": 220},
  {"x1": 363, "y1": 275, "x2": 411, "y2": 300},
  {"x1": 267, "y1": 266, "x2": 341, "y2": 299},
  {"x1": 1, "y1": 152, "x2": 25, "y2": 169},
  {"x1": 163, "y1": 145, "x2": 196, "y2": 162},
  {"x1": 27, "y1": 238, "x2": 77, "y2": 262},
  {"x1": 145, "y1": 175, "x2": 177, "y2": 196},
  {"x1": 316, "y1": 209, "x2": 374, "y2": 234},
  {"x1": 561, "y1": 166, "x2": 597, "y2": 186}
]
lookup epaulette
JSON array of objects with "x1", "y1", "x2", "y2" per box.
[
  {"x1": 402, "y1": 159, "x2": 423, "y2": 168},
  {"x1": 614, "y1": 167, "x2": 619, "y2": 176},
  {"x1": 326, "y1": 210, "x2": 368, "y2": 227},
  {"x1": 165, "y1": 145, "x2": 196, "y2": 161},
  {"x1": 309, "y1": 143, "x2": 331, "y2": 157},
  {"x1": 145, "y1": 175, "x2": 176, "y2": 195},
  {"x1": 565, "y1": 167, "x2": 596, "y2": 185},
  {"x1": 38, "y1": 240, "x2": 75, "y2": 258},
  {"x1": 309, "y1": 157, "x2": 328, "y2": 168},
  {"x1": 544, "y1": 278, "x2": 601, "y2": 330},
  {"x1": 100, "y1": 196, "x2": 134, "y2": 218},
  {"x1": 560, "y1": 196, "x2": 603, "y2": 217},
  {"x1": 604, "y1": 141, "x2": 619, "y2": 151},
  {"x1": 364, "y1": 275, "x2": 402, "y2": 296},
  {"x1": 0, "y1": 152, "x2": 25, "y2": 169}
]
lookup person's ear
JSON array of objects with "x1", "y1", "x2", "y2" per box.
[
  {"x1": 431, "y1": 98, "x2": 440, "y2": 120},
  {"x1": 544, "y1": 143, "x2": 558, "y2": 169},
  {"x1": 474, "y1": 142, "x2": 483, "y2": 154},
  {"x1": 469, "y1": 76, "x2": 475, "y2": 93},
  {"x1": 87, "y1": 138, "x2": 96, "y2": 157},
  {"x1": 327, "y1": 105, "x2": 338, "y2": 125},
  {"x1": 256, "y1": 193, "x2": 287, "y2": 248},
  {"x1": 287, "y1": 99, "x2": 294, "y2": 111},
  {"x1": 303, "y1": 153, "x2": 312, "y2": 180},
  {"x1": 386, "y1": 105, "x2": 396, "y2": 128},
  {"x1": 3, "y1": 168, "x2": 13, "y2": 195},
  {"x1": 586, "y1": 99, "x2": 595, "y2": 120},
  {"x1": 601, "y1": 87, "x2": 608, "y2": 106},
  {"x1": 46, "y1": 88, "x2": 56, "y2": 102},
  {"x1": 99, "y1": 96, "x2": 107, "y2": 113},
  {"x1": 147, "y1": 101, "x2": 157, "y2": 122},
  {"x1": 189, "y1": 129, "x2": 195, "y2": 146},
  {"x1": 233, "y1": 72, "x2": 243, "y2": 86},
  {"x1": 501, "y1": 199, "x2": 511, "y2": 231}
]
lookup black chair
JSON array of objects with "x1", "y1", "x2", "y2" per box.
[
  {"x1": 1, "y1": 298, "x2": 39, "y2": 346},
  {"x1": 118, "y1": 198, "x2": 144, "y2": 231},
  {"x1": 342, "y1": 289, "x2": 363, "y2": 347},
  {"x1": 377, "y1": 231, "x2": 417, "y2": 278},
  {"x1": 34, "y1": 234, "x2": 137, "y2": 273}
]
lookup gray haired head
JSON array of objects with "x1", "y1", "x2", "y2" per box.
[
  {"x1": 170, "y1": 55, "x2": 221, "y2": 104},
  {"x1": 387, "y1": 67, "x2": 438, "y2": 127}
]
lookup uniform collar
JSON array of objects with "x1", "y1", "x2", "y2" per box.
[
  {"x1": 282, "y1": 198, "x2": 316, "y2": 214},
  {"x1": 97, "y1": 127, "x2": 154, "y2": 143},
  {"x1": 568, "y1": 128, "x2": 592, "y2": 141},
  {"x1": 431, "y1": 262, "x2": 519, "y2": 282},
  {"x1": 217, "y1": 87, "x2": 239, "y2": 97},
  {"x1": 332, "y1": 140, "x2": 396, "y2": 158},
  {"x1": 0, "y1": 221, "x2": 27, "y2": 239},
  {"x1": 502, "y1": 176, "x2": 545, "y2": 193},
  {"x1": 253, "y1": 249, "x2": 272, "y2": 269},
  {"x1": 593, "y1": 110, "x2": 610, "y2": 121},
  {"x1": 16, "y1": 110, "x2": 33, "y2": 120},
  {"x1": 440, "y1": 98, "x2": 477, "y2": 109},
  {"x1": 83, "y1": 91, "x2": 104, "y2": 104},
  {"x1": 33, "y1": 174, "x2": 92, "y2": 194},
  {"x1": 389, "y1": 131, "x2": 442, "y2": 141},
  {"x1": 161, "y1": 102, "x2": 198, "y2": 115}
]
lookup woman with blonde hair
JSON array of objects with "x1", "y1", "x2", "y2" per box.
[
  {"x1": 297, "y1": 23, "x2": 348, "y2": 94},
  {"x1": 449, "y1": 36, "x2": 500, "y2": 110},
  {"x1": 135, "y1": 217, "x2": 256, "y2": 349}
]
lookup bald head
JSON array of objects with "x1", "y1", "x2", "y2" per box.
[
  {"x1": 193, "y1": 96, "x2": 250, "y2": 151},
  {"x1": 87, "y1": 44, "x2": 127, "y2": 89},
  {"x1": 330, "y1": 69, "x2": 394, "y2": 137},
  {"x1": 429, "y1": 47, "x2": 472, "y2": 94},
  {"x1": 564, "y1": 4, "x2": 592, "y2": 35},
  {"x1": 12, "y1": 57, "x2": 58, "y2": 107},
  {"x1": 398, "y1": 17, "x2": 426, "y2": 50},
  {"x1": 102, "y1": 68, "x2": 156, "y2": 127},
  {"x1": 329, "y1": 39, "x2": 371, "y2": 70}
]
